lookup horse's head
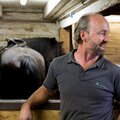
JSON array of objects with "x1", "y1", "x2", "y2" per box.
[{"x1": 0, "y1": 40, "x2": 45, "y2": 99}]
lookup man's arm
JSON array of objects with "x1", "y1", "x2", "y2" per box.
[{"x1": 19, "y1": 85, "x2": 55, "y2": 120}]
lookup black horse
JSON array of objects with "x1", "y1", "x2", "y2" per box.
[
  {"x1": 0, "y1": 39, "x2": 45, "y2": 99},
  {"x1": 22, "y1": 37, "x2": 64, "y2": 74},
  {"x1": 0, "y1": 38, "x2": 64, "y2": 99}
]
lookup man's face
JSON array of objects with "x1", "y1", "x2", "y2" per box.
[{"x1": 86, "y1": 16, "x2": 110, "y2": 56}]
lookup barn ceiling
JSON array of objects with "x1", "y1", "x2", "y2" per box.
[{"x1": 0, "y1": 0, "x2": 120, "y2": 27}]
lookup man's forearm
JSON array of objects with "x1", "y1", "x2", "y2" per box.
[{"x1": 25, "y1": 85, "x2": 55, "y2": 109}]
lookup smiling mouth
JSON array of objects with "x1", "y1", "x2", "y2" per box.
[
  {"x1": 100, "y1": 45, "x2": 105, "y2": 49},
  {"x1": 97, "y1": 45, "x2": 106, "y2": 53},
  {"x1": 99, "y1": 43, "x2": 107, "y2": 50}
]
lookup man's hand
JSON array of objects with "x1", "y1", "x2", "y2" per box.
[{"x1": 19, "y1": 102, "x2": 32, "y2": 120}]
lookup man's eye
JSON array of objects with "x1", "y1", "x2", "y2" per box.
[{"x1": 99, "y1": 32, "x2": 105, "y2": 35}]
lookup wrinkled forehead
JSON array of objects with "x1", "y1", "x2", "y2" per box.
[{"x1": 88, "y1": 15, "x2": 110, "y2": 32}]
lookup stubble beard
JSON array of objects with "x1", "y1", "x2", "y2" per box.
[{"x1": 96, "y1": 46, "x2": 105, "y2": 56}]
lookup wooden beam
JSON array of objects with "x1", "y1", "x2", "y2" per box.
[
  {"x1": 58, "y1": 0, "x2": 120, "y2": 28},
  {"x1": 0, "y1": 99, "x2": 60, "y2": 110},
  {"x1": 44, "y1": 0, "x2": 70, "y2": 19},
  {"x1": 49, "y1": 0, "x2": 82, "y2": 20},
  {"x1": 0, "y1": 4, "x2": 2, "y2": 17}
]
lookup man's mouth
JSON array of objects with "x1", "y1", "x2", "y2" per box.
[
  {"x1": 99, "y1": 43, "x2": 106, "y2": 50},
  {"x1": 100, "y1": 44, "x2": 105, "y2": 49}
]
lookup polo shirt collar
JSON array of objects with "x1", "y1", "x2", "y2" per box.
[
  {"x1": 67, "y1": 49, "x2": 106, "y2": 69},
  {"x1": 67, "y1": 49, "x2": 77, "y2": 63},
  {"x1": 95, "y1": 56, "x2": 106, "y2": 69}
]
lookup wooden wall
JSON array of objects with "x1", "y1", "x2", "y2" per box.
[
  {"x1": 0, "y1": 21, "x2": 59, "y2": 40},
  {"x1": 0, "y1": 110, "x2": 60, "y2": 120},
  {"x1": 105, "y1": 22, "x2": 120, "y2": 64},
  {"x1": 60, "y1": 28, "x2": 71, "y2": 53},
  {"x1": 0, "y1": 100, "x2": 60, "y2": 120},
  {"x1": 0, "y1": 8, "x2": 59, "y2": 47}
]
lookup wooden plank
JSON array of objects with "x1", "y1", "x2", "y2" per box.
[
  {"x1": 3, "y1": 8, "x2": 43, "y2": 13},
  {"x1": 0, "y1": 100, "x2": 60, "y2": 110},
  {"x1": 104, "y1": 21, "x2": 120, "y2": 64},
  {"x1": 0, "y1": 100, "x2": 119, "y2": 120},
  {"x1": 0, "y1": 99, "x2": 60, "y2": 120},
  {"x1": 60, "y1": 28, "x2": 70, "y2": 53},
  {"x1": 0, "y1": 4, "x2": 2, "y2": 17},
  {"x1": 50, "y1": 0, "x2": 82, "y2": 20},
  {"x1": 109, "y1": 24, "x2": 120, "y2": 34},
  {"x1": 3, "y1": 12, "x2": 44, "y2": 21},
  {"x1": 0, "y1": 110, "x2": 60, "y2": 120},
  {"x1": 44, "y1": 0, "x2": 70, "y2": 19},
  {"x1": 0, "y1": 21, "x2": 59, "y2": 41}
]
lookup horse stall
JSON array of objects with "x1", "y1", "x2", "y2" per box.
[
  {"x1": 0, "y1": 99, "x2": 60, "y2": 120},
  {"x1": 0, "y1": 0, "x2": 120, "y2": 120}
]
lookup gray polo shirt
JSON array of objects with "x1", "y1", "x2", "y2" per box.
[{"x1": 43, "y1": 49, "x2": 120, "y2": 120}]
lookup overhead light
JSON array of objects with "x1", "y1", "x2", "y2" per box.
[{"x1": 20, "y1": 0, "x2": 27, "y2": 6}]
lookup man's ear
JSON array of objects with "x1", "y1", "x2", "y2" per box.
[{"x1": 80, "y1": 30, "x2": 88, "y2": 42}]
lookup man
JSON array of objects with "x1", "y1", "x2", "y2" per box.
[{"x1": 19, "y1": 13, "x2": 120, "y2": 120}]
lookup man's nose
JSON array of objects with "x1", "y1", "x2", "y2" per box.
[{"x1": 104, "y1": 34, "x2": 110, "y2": 42}]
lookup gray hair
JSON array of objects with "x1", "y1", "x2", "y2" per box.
[{"x1": 74, "y1": 13, "x2": 102, "y2": 44}]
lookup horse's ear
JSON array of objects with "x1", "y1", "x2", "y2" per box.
[
  {"x1": 13, "y1": 38, "x2": 27, "y2": 47},
  {"x1": 6, "y1": 38, "x2": 26, "y2": 47},
  {"x1": 58, "y1": 41, "x2": 65, "y2": 55},
  {"x1": 59, "y1": 41, "x2": 64, "y2": 45},
  {"x1": 6, "y1": 38, "x2": 16, "y2": 47}
]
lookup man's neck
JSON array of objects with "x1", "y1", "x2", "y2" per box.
[{"x1": 74, "y1": 45, "x2": 100, "y2": 70}]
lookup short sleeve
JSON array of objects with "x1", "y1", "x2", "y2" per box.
[
  {"x1": 43, "y1": 60, "x2": 58, "y2": 91},
  {"x1": 114, "y1": 68, "x2": 120, "y2": 100}
]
